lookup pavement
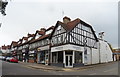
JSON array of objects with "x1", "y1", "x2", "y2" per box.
[{"x1": 18, "y1": 61, "x2": 117, "y2": 71}]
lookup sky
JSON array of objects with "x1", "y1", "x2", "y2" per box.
[{"x1": 0, "y1": 0, "x2": 119, "y2": 48}]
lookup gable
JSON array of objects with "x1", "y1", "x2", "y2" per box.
[
  {"x1": 53, "y1": 24, "x2": 66, "y2": 36},
  {"x1": 35, "y1": 33, "x2": 41, "y2": 39}
]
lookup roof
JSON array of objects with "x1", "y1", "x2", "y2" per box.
[
  {"x1": 11, "y1": 41, "x2": 18, "y2": 47},
  {"x1": 1, "y1": 45, "x2": 7, "y2": 50},
  {"x1": 28, "y1": 33, "x2": 35, "y2": 38},
  {"x1": 30, "y1": 34, "x2": 50, "y2": 44},
  {"x1": 22, "y1": 37, "x2": 28, "y2": 40},
  {"x1": 50, "y1": 17, "x2": 98, "y2": 41},
  {"x1": 37, "y1": 30, "x2": 45, "y2": 35},
  {"x1": 46, "y1": 26, "x2": 55, "y2": 31},
  {"x1": 30, "y1": 26, "x2": 54, "y2": 44},
  {"x1": 20, "y1": 34, "x2": 34, "y2": 46}
]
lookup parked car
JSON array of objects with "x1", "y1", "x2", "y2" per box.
[
  {"x1": 0, "y1": 56, "x2": 6, "y2": 60},
  {"x1": 6, "y1": 57, "x2": 12, "y2": 62},
  {"x1": 8, "y1": 57, "x2": 18, "y2": 63},
  {"x1": 2, "y1": 56, "x2": 6, "y2": 61}
]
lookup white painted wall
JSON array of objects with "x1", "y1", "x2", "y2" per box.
[
  {"x1": 91, "y1": 48, "x2": 99, "y2": 64},
  {"x1": 99, "y1": 40, "x2": 113, "y2": 63},
  {"x1": 84, "y1": 47, "x2": 92, "y2": 65}
]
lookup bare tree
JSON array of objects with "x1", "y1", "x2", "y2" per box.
[{"x1": 0, "y1": 0, "x2": 8, "y2": 16}]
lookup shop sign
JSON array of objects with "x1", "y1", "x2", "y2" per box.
[
  {"x1": 51, "y1": 44, "x2": 84, "y2": 52},
  {"x1": 38, "y1": 45, "x2": 49, "y2": 51}
]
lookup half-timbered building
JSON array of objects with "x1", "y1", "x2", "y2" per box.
[
  {"x1": 10, "y1": 41, "x2": 18, "y2": 57},
  {"x1": 17, "y1": 39, "x2": 23, "y2": 61},
  {"x1": 7, "y1": 16, "x2": 113, "y2": 68},
  {"x1": 50, "y1": 17, "x2": 100, "y2": 67},
  {"x1": 29, "y1": 26, "x2": 54, "y2": 64},
  {"x1": 29, "y1": 28, "x2": 46, "y2": 63}
]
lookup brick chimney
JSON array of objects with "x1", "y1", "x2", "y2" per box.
[
  {"x1": 63, "y1": 16, "x2": 71, "y2": 24},
  {"x1": 40, "y1": 28, "x2": 46, "y2": 35},
  {"x1": 40, "y1": 28, "x2": 46, "y2": 32}
]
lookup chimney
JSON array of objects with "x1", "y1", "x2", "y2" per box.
[
  {"x1": 40, "y1": 28, "x2": 46, "y2": 32},
  {"x1": 63, "y1": 16, "x2": 71, "y2": 24},
  {"x1": 40, "y1": 28, "x2": 46, "y2": 35}
]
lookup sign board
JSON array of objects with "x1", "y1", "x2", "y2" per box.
[
  {"x1": 38, "y1": 45, "x2": 49, "y2": 51},
  {"x1": 51, "y1": 44, "x2": 84, "y2": 52}
]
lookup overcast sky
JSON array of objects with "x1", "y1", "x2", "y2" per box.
[{"x1": 0, "y1": 0, "x2": 118, "y2": 48}]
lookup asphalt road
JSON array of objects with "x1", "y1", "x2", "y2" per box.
[{"x1": 2, "y1": 61, "x2": 119, "y2": 75}]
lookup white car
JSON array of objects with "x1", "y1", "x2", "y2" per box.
[
  {"x1": 0, "y1": 56, "x2": 5, "y2": 60},
  {"x1": 6, "y1": 57, "x2": 12, "y2": 62}
]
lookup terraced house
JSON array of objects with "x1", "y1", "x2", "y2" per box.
[{"x1": 6, "y1": 16, "x2": 113, "y2": 68}]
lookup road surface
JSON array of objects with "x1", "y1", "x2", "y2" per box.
[{"x1": 2, "y1": 61, "x2": 118, "y2": 75}]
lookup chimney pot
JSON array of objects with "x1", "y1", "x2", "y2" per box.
[{"x1": 63, "y1": 16, "x2": 71, "y2": 24}]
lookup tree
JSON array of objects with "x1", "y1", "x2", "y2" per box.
[{"x1": 0, "y1": 0, "x2": 8, "y2": 16}]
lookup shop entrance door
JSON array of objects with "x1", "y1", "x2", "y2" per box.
[{"x1": 65, "y1": 55, "x2": 73, "y2": 67}]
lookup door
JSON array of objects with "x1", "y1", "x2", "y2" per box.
[{"x1": 65, "y1": 55, "x2": 73, "y2": 67}]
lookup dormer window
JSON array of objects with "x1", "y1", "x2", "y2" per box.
[
  {"x1": 35, "y1": 34, "x2": 41, "y2": 39},
  {"x1": 46, "y1": 29, "x2": 53, "y2": 35},
  {"x1": 22, "y1": 40, "x2": 26, "y2": 43},
  {"x1": 28, "y1": 37, "x2": 32, "y2": 41}
]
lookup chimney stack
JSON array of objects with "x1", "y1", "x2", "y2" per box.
[{"x1": 63, "y1": 16, "x2": 71, "y2": 24}]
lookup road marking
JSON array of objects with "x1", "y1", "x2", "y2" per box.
[
  {"x1": 104, "y1": 68, "x2": 117, "y2": 72},
  {"x1": 89, "y1": 73, "x2": 97, "y2": 75}
]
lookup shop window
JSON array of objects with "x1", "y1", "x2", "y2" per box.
[
  {"x1": 40, "y1": 51, "x2": 45, "y2": 63},
  {"x1": 52, "y1": 52, "x2": 57, "y2": 63},
  {"x1": 58, "y1": 51, "x2": 63, "y2": 63},
  {"x1": 75, "y1": 52, "x2": 82, "y2": 63}
]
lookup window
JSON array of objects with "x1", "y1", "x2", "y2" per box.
[
  {"x1": 75, "y1": 52, "x2": 82, "y2": 63},
  {"x1": 52, "y1": 52, "x2": 57, "y2": 63},
  {"x1": 58, "y1": 52, "x2": 63, "y2": 63}
]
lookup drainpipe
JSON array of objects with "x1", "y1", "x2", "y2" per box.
[
  {"x1": 73, "y1": 51, "x2": 75, "y2": 65},
  {"x1": 63, "y1": 51, "x2": 65, "y2": 67},
  {"x1": 91, "y1": 48, "x2": 92, "y2": 64},
  {"x1": 99, "y1": 41, "x2": 101, "y2": 63},
  {"x1": 82, "y1": 51, "x2": 84, "y2": 64}
]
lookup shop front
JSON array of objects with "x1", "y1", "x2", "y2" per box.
[
  {"x1": 17, "y1": 46, "x2": 23, "y2": 61},
  {"x1": 17, "y1": 50, "x2": 23, "y2": 61},
  {"x1": 28, "y1": 50, "x2": 37, "y2": 63},
  {"x1": 37, "y1": 45, "x2": 50, "y2": 65},
  {"x1": 22, "y1": 48, "x2": 29, "y2": 62},
  {"x1": 51, "y1": 44, "x2": 84, "y2": 67}
]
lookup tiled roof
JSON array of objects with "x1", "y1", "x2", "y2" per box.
[
  {"x1": 6, "y1": 45, "x2": 10, "y2": 49},
  {"x1": 37, "y1": 30, "x2": 45, "y2": 35},
  {"x1": 22, "y1": 37, "x2": 28, "y2": 40},
  {"x1": 11, "y1": 41, "x2": 18, "y2": 47},
  {"x1": 57, "y1": 18, "x2": 80, "y2": 31},
  {"x1": 30, "y1": 34, "x2": 50, "y2": 44},
  {"x1": 46, "y1": 26, "x2": 55, "y2": 31},
  {"x1": 28, "y1": 33, "x2": 35, "y2": 37}
]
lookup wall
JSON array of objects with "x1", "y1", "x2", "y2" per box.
[
  {"x1": 91, "y1": 48, "x2": 99, "y2": 64},
  {"x1": 99, "y1": 40, "x2": 113, "y2": 63}
]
